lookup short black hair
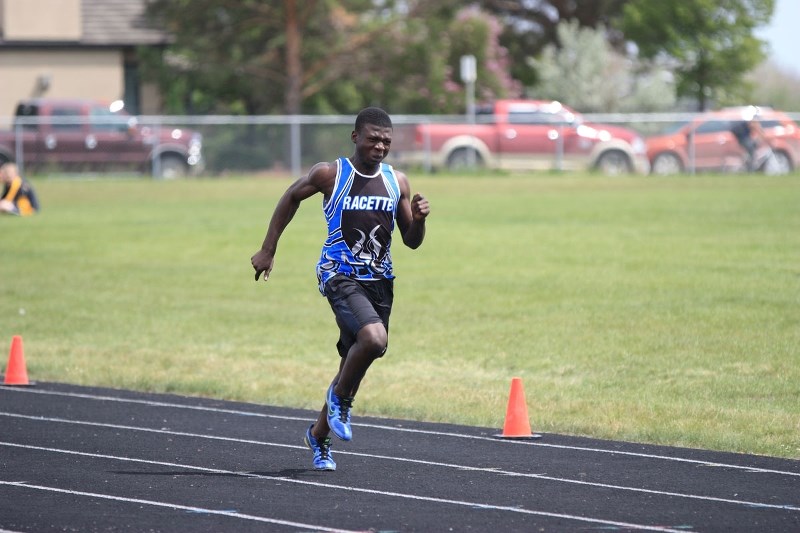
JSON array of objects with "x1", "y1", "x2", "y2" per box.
[{"x1": 355, "y1": 107, "x2": 392, "y2": 132}]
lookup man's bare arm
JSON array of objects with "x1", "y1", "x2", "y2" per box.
[
  {"x1": 395, "y1": 171, "x2": 429, "y2": 249},
  {"x1": 251, "y1": 162, "x2": 335, "y2": 281}
]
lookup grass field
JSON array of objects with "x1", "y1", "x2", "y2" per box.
[{"x1": 2, "y1": 172, "x2": 798, "y2": 459}]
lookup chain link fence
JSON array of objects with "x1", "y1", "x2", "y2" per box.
[{"x1": 2, "y1": 111, "x2": 798, "y2": 178}]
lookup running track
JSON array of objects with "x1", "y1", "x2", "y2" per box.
[{"x1": 0, "y1": 381, "x2": 798, "y2": 532}]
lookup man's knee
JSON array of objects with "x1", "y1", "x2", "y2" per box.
[{"x1": 358, "y1": 322, "x2": 388, "y2": 356}]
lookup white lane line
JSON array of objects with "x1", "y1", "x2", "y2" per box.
[
  {"x1": 4, "y1": 387, "x2": 799, "y2": 477},
  {"x1": 2, "y1": 414, "x2": 798, "y2": 512},
  {"x1": 0, "y1": 442, "x2": 692, "y2": 533},
  {"x1": 0, "y1": 478, "x2": 355, "y2": 532}
]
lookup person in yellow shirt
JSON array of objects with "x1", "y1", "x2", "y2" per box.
[{"x1": 1, "y1": 163, "x2": 40, "y2": 216}]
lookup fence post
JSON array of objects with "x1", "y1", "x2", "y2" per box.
[
  {"x1": 555, "y1": 123, "x2": 564, "y2": 171},
  {"x1": 152, "y1": 122, "x2": 162, "y2": 178},
  {"x1": 290, "y1": 115, "x2": 301, "y2": 176},
  {"x1": 14, "y1": 120, "x2": 24, "y2": 175}
]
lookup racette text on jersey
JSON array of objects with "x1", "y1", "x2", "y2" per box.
[{"x1": 342, "y1": 195, "x2": 395, "y2": 211}]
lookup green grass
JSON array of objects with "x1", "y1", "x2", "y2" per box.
[{"x1": 2, "y1": 172, "x2": 799, "y2": 459}]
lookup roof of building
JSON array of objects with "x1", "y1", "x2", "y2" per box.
[{"x1": 81, "y1": 0, "x2": 170, "y2": 46}]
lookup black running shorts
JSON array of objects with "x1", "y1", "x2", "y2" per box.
[{"x1": 324, "y1": 274, "x2": 394, "y2": 358}]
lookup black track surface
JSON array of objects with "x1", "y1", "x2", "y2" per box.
[{"x1": 0, "y1": 381, "x2": 798, "y2": 532}]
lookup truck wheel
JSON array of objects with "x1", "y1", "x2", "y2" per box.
[
  {"x1": 156, "y1": 154, "x2": 188, "y2": 179},
  {"x1": 651, "y1": 152, "x2": 683, "y2": 175},
  {"x1": 446, "y1": 148, "x2": 484, "y2": 170},
  {"x1": 595, "y1": 150, "x2": 631, "y2": 175}
]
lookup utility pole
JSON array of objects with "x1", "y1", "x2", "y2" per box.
[
  {"x1": 460, "y1": 54, "x2": 476, "y2": 124},
  {"x1": 460, "y1": 54, "x2": 477, "y2": 167}
]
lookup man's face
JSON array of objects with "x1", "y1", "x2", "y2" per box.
[{"x1": 353, "y1": 123, "x2": 392, "y2": 165}]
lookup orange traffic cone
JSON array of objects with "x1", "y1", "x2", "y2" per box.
[
  {"x1": 3, "y1": 335, "x2": 33, "y2": 386},
  {"x1": 495, "y1": 377, "x2": 540, "y2": 440}
]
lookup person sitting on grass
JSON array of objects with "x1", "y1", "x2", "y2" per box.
[{"x1": 1, "y1": 163, "x2": 40, "y2": 216}]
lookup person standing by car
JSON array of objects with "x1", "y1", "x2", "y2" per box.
[
  {"x1": 250, "y1": 107, "x2": 430, "y2": 471},
  {"x1": 0, "y1": 163, "x2": 40, "y2": 216},
  {"x1": 730, "y1": 107, "x2": 764, "y2": 171}
]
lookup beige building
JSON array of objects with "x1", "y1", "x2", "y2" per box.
[{"x1": 0, "y1": 0, "x2": 169, "y2": 127}]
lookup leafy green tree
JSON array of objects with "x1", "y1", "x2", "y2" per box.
[
  {"x1": 479, "y1": 0, "x2": 629, "y2": 86},
  {"x1": 620, "y1": 0, "x2": 775, "y2": 110},
  {"x1": 448, "y1": 7, "x2": 522, "y2": 104},
  {"x1": 341, "y1": 4, "x2": 520, "y2": 113},
  {"x1": 142, "y1": 0, "x2": 390, "y2": 114},
  {"x1": 748, "y1": 62, "x2": 800, "y2": 112},
  {"x1": 141, "y1": 0, "x2": 518, "y2": 115},
  {"x1": 533, "y1": 20, "x2": 675, "y2": 112}
]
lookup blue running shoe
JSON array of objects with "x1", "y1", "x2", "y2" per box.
[
  {"x1": 326, "y1": 384, "x2": 353, "y2": 441},
  {"x1": 304, "y1": 424, "x2": 336, "y2": 471}
]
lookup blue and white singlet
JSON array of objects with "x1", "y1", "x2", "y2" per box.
[{"x1": 316, "y1": 157, "x2": 401, "y2": 294}]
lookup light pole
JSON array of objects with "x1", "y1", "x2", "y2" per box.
[
  {"x1": 460, "y1": 54, "x2": 477, "y2": 167},
  {"x1": 460, "y1": 54, "x2": 476, "y2": 123}
]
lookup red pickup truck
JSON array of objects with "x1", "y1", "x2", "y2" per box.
[
  {"x1": 0, "y1": 98, "x2": 204, "y2": 178},
  {"x1": 389, "y1": 99, "x2": 650, "y2": 175}
]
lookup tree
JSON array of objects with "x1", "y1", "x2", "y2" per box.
[
  {"x1": 143, "y1": 0, "x2": 395, "y2": 114},
  {"x1": 343, "y1": 4, "x2": 520, "y2": 113},
  {"x1": 748, "y1": 62, "x2": 800, "y2": 112},
  {"x1": 304, "y1": 1, "x2": 467, "y2": 114},
  {"x1": 533, "y1": 20, "x2": 675, "y2": 112},
  {"x1": 448, "y1": 7, "x2": 522, "y2": 104},
  {"x1": 620, "y1": 0, "x2": 775, "y2": 110},
  {"x1": 479, "y1": 0, "x2": 629, "y2": 86},
  {"x1": 142, "y1": 0, "x2": 519, "y2": 115}
]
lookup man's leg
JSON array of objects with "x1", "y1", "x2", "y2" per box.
[
  {"x1": 334, "y1": 322, "x2": 387, "y2": 398},
  {"x1": 311, "y1": 320, "x2": 384, "y2": 433},
  {"x1": 325, "y1": 323, "x2": 386, "y2": 441},
  {"x1": 310, "y1": 354, "x2": 347, "y2": 440},
  {"x1": 320, "y1": 277, "x2": 393, "y2": 441}
]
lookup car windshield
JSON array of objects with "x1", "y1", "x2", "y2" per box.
[
  {"x1": 507, "y1": 110, "x2": 577, "y2": 125},
  {"x1": 661, "y1": 121, "x2": 689, "y2": 134},
  {"x1": 90, "y1": 105, "x2": 132, "y2": 132}
]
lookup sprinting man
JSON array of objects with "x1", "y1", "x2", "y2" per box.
[{"x1": 251, "y1": 107, "x2": 430, "y2": 470}]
